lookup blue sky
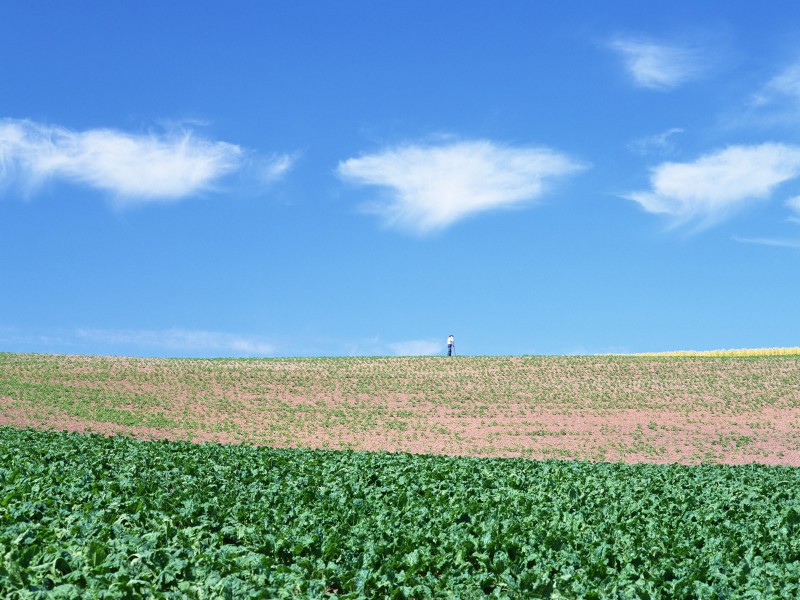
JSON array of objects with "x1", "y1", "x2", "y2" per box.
[{"x1": 2, "y1": 1, "x2": 800, "y2": 358}]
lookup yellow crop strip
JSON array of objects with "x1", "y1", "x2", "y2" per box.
[{"x1": 635, "y1": 347, "x2": 800, "y2": 357}]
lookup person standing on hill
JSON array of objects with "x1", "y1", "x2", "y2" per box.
[{"x1": 447, "y1": 334, "x2": 455, "y2": 356}]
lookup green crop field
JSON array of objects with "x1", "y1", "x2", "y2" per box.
[
  {"x1": 2, "y1": 426, "x2": 800, "y2": 598},
  {"x1": 1, "y1": 351, "x2": 800, "y2": 597}
]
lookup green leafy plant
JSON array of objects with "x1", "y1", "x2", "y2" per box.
[{"x1": 2, "y1": 427, "x2": 799, "y2": 597}]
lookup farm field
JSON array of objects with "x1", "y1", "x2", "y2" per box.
[
  {"x1": 2, "y1": 352, "x2": 800, "y2": 596},
  {"x1": 2, "y1": 426, "x2": 800, "y2": 597},
  {"x1": 1, "y1": 352, "x2": 799, "y2": 465}
]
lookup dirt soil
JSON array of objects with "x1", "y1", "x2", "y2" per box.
[{"x1": 1, "y1": 354, "x2": 799, "y2": 465}]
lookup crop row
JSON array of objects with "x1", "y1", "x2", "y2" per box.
[{"x1": 2, "y1": 426, "x2": 799, "y2": 598}]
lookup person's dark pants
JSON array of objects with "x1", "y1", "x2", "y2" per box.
[{"x1": 448, "y1": 344, "x2": 453, "y2": 356}]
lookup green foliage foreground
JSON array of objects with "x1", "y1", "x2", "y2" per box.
[{"x1": 1, "y1": 427, "x2": 799, "y2": 599}]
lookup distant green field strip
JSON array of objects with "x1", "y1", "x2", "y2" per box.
[
  {"x1": 2, "y1": 353, "x2": 799, "y2": 414},
  {"x1": 2, "y1": 427, "x2": 799, "y2": 598},
  {"x1": 0, "y1": 375, "x2": 177, "y2": 430}
]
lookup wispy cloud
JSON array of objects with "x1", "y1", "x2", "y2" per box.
[
  {"x1": 0, "y1": 327, "x2": 75, "y2": 350},
  {"x1": 624, "y1": 143, "x2": 800, "y2": 227},
  {"x1": 752, "y1": 60, "x2": 800, "y2": 106},
  {"x1": 786, "y1": 195, "x2": 800, "y2": 225},
  {"x1": 0, "y1": 118, "x2": 296, "y2": 205},
  {"x1": 739, "y1": 59, "x2": 800, "y2": 129},
  {"x1": 76, "y1": 328, "x2": 275, "y2": 356},
  {"x1": 732, "y1": 236, "x2": 800, "y2": 249},
  {"x1": 337, "y1": 139, "x2": 586, "y2": 234},
  {"x1": 608, "y1": 36, "x2": 706, "y2": 91},
  {"x1": 254, "y1": 151, "x2": 301, "y2": 184},
  {"x1": 387, "y1": 339, "x2": 442, "y2": 356},
  {"x1": 628, "y1": 128, "x2": 685, "y2": 155}
]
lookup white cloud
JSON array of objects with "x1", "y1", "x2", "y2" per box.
[
  {"x1": 387, "y1": 339, "x2": 442, "y2": 356},
  {"x1": 787, "y1": 195, "x2": 800, "y2": 224},
  {"x1": 609, "y1": 37, "x2": 705, "y2": 91},
  {"x1": 628, "y1": 128, "x2": 685, "y2": 155},
  {"x1": 0, "y1": 118, "x2": 249, "y2": 204},
  {"x1": 753, "y1": 60, "x2": 800, "y2": 106},
  {"x1": 337, "y1": 140, "x2": 586, "y2": 234},
  {"x1": 624, "y1": 143, "x2": 800, "y2": 227},
  {"x1": 732, "y1": 236, "x2": 800, "y2": 249},
  {"x1": 727, "y1": 59, "x2": 800, "y2": 130},
  {"x1": 76, "y1": 328, "x2": 275, "y2": 356},
  {"x1": 256, "y1": 152, "x2": 300, "y2": 184},
  {"x1": 0, "y1": 327, "x2": 74, "y2": 349}
]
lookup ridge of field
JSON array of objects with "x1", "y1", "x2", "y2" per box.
[
  {"x1": 1, "y1": 352, "x2": 799, "y2": 465},
  {"x1": 2, "y1": 426, "x2": 799, "y2": 597}
]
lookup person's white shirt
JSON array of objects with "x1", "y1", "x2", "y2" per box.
[{"x1": 447, "y1": 335, "x2": 454, "y2": 345}]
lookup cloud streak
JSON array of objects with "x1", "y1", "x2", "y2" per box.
[
  {"x1": 624, "y1": 143, "x2": 800, "y2": 227},
  {"x1": 609, "y1": 36, "x2": 706, "y2": 91},
  {"x1": 732, "y1": 236, "x2": 800, "y2": 249},
  {"x1": 76, "y1": 328, "x2": 275, "y2": 356},
  {"x1": 338, "y1": 139, "x2": 586, "y2": 234},
  {"x1": 753, "y1": 60, "x2": 800, "y2": 106},
  {"x1": 628, "y1": 128, "x2": 685, "y2": 155},
  {"x1": 387, "y1": 339, "x2": 442, "y2": 356},
  {"x1": 786, "y1": 196, "x2": 800, "y2": 226},
  {"x1": 254, "y1": 151, "x2": 301, "y2": 184},
  {"x1": 737, "y1": 59, "x2": 800, "y2": 129},
  {"x1": 0, "y1": 118, "x2": 295, "y2": 205}
]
